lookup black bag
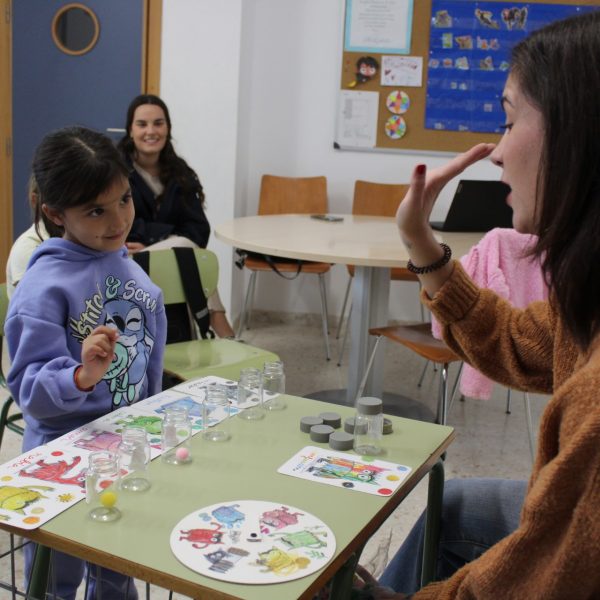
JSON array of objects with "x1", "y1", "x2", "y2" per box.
[{"x1": 234, "y1": 248, "x2": 303, "y2": 280}]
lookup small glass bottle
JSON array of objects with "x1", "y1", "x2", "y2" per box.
[
  {"x1": 202, "y1": 385, "x2": 231, "y2": 442},
  {"x1": 237, "y1": 367, "x2": 264, "y2": 420},
  {"x1": 118, "y1": 426, "x2": 151, "y2": 492},
  {"x1": 86, "y1": 451, "x2": 121, "y2": 522},
  {"x1": 353, "y1": 397, "x2": 384, "y2": 456},
  {"x1": 161, "y1": 405, "x2": 193, "y2": 465},
  {"x1": 262, "y1": 360, "x2": 286, "y2": 411}
]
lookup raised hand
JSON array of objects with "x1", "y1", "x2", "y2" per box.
[{"x1": 77, "y1": 325, "x2": 120, "y2": 390}]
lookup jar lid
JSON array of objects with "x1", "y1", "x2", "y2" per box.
[
  {"x1": 300, "y1": 416, "x2": 324, "y2": 433},
  {"x1": 329, "y1": 431, "x2": 354, "y2": 451},
  {"x1": 309, "y1": 424, "x2": 334, "y2": 443},
  {"x1": 318, "y1": 411, "x2": 342, "y2": 429},
  {"x1": 356, "y1": 397, "x2": 383, "y2": 415},
  {"x1": 383, "y1": 417, "x2": 393, "y2": 435}
]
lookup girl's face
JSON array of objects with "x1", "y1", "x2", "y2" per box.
[
  {"x1": 490, "y1": 74, "x2": 544, "y2": 234},
  {"x1": 43, "y1": 177, "x2": 133, "y2": 253},
  {"x1": 130, "y1": 104, "x2": 168, "y2": 159}
]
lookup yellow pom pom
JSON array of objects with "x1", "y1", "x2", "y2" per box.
[{"x1": 100, "y1": 491, "x2": 117, "y2": 508}]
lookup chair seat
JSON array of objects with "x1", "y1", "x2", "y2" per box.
[
  {"x1": 245, "y1": 256, "x2": 331, "y2": 274},
  {"x1": 369, "y1": 323, "x2": 460, "y2": 364},
  {"x1": 346, "y1": 264, "x2": 417, "y2": 282},
  {"x1": 163, "y1": 338, "x2": 279, "y2": 382}
]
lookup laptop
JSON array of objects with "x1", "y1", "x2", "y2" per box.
[{"x1": 430, "y1": 180, "x2": 513, "y2": 232}]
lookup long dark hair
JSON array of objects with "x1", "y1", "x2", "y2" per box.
[
  {"x1": 32, "y1": 127, "x2": 129, "y2": 238},
  {"x1": 512, "y1": 11, "x2": 600, "y2": 350},
  {"x1": 117, "y1": 94, "x2": 205, "y2": 204}
]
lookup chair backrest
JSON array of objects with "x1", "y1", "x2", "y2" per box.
[
  {"x1": 144, "y1": 248, "x2": 219, "y2": 307},
  {"x1": 258, "y1": 175, "x2": 328, "y2": 215},
  {"x1": 0, "y1": 283, "x2": 7, "y2": 339},
  {"x1": 353, "y1": 180, "x2": 409, "y2": 217}
]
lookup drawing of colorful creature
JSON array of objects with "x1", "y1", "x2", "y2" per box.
[
  {"x1": 0, "y1": 485, "x2": 53, "y2": 514},
  {"x1": 73, "y1": 430, "x2": 122, "y2": 453},
  {"x1": 158, "y1": 398, "x2": 203, "y2": 418},
  {"x1": 475, "y1": 8, "x2": 499, "y2": 29},
  {"x1": 179, "y1": 522, "x2": 224, "y2": 549},
  {"x1": 103, "y1": 298, "x2": 154, "y2": 407},
  {"x1": 255, "y1": 547, "x2": 310, "y2": 576},
  {"x1": 260, "y1": 506, "x2": 303, "y2": 530},
  {"x1": 308, "y1": 456, "x2": 385, "y2": 485},
  {"x1": 19, "y1": 455, "x2": 86, "y2": 488},
  {"x1": 274, "y1": 528, "x2": 328, "y2": 550},
  {"x1": 115, "y1": 415, "x2": 162, "y2": 435},
  {"x1": 204, "y1": 547, "x2": 249, "y2": 574},
  {"x1": 211, "y1": 504, "x2": 245, "y2": 528}
]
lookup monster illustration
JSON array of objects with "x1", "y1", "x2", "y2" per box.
[
  {"x1": 0, "y1": 485, "x2": 53, "y2": 514},
  {"x1": 255, "y1": 547, "x2": 310, "y2": 576},
  {"x1": 103, "y1": 298, "x2": 154, "y2": 406},
  {"x1": 19, "y1": 455, "x2": 86, "y2": 488},
  {"x1": 307, "y1": 456, "x2": 384, "y2": 485},
  {"x1": 73, "y1": 430, "x2": 122, "y2": 453},
  {"x1": 211, "y1": 504, "x2": 245, "y2": 528},
  {"x1": 179, "y1": 522, "x2": 225, "y2": 549},
  {"x1": 204, "y1": 547, "x2": 249, "y2": 574},
  {"x1": 260, "y1": 506, "x2": 303, "y2": 530},
  {"x1": 274, "y1": 529, "x2": 327, "y2": 550},
  {"x1": 115, "y1": 415, "x2": 163, "y2": 435}
]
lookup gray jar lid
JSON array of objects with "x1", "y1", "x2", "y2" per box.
[
  {"x1": 300, "y1": 416, "x2": 323, "y2": 433},
  {"x1": 343, "y1": 416, "x2": 367, "y2": 435},
  {"x1": 329, "y1": 431, "x2": 354, "y2": 451},
  {"x1": 383, "y1": 417, "x2": 393, "y2": 435},
  {"x1": 318, "y1": 411, "x2": 342, "y2": 429},
  {"x1": 310, "y1": 424, "x2": 334, "y2": 443},
  {"x1": 356, "y1": 397, "x2": 383, "y2": 415}
]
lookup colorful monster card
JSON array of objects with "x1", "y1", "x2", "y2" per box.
[
  {"x1": 0, "y1": 447, "x2": 87, "y2": 528},
  {"x1": 277, "y1": 447, "x2": 411, "y2": 496},
  {"x1": 170, "y1": 500, "x2": 336, "y2": 584},
  {"x1": 172, "y1": 375, "x2": 255, "y2": 409}
]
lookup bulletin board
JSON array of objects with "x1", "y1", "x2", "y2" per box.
[{"x1": 335, "y1": 0, "x2": 599, "y2": 154}]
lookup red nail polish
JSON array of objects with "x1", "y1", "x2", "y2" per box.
[{"x1": 416, "y1": 164, "x2": 426, "y2": 175}]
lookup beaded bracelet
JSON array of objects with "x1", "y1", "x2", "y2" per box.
[{"x1": 406, "y1": 243, "x2": 452, "y2": 274}]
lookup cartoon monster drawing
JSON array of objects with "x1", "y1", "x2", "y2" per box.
[
  {"x1": 0, "y1": 485, "x2": 53, "y2": 514},
  {"x1": 211, "y1": 504, "x2": 245, "y2": 528},
  {"x1": 103, "y1": 298, "x2": 154, "y2": 407},
  {"x1": 275, "y1": 529, "x2": 327, "y2": 550},
  {"x1": 73, "y1": 430, "x2": 122, "y2": 453},
  {"x1": 204, "y1": 547, "x2": 249, "y2": 573},
  {"x1": 260, "y1": 506, "x2": 303, "y2": 530},
  {"x1": 255, "y1": 547, "x2": 310, "y2": 576},
  {"x1": 308, "y1": 456, "x2": 385, "y2": 485},
  {"x1": 115, "y1": 415, "x2": 162, "y2": 435},
  {"x1": 179, "y1": 522, "x2": 224, "y2": 549},
  {"x1": 19, "y1": 455, "x2": 87, "y2": 488}
]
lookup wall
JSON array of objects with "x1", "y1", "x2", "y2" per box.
[{"x1": 162, "y1": 0, "x2": 501, "y2": 323}]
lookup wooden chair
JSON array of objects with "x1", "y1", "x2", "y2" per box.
[
  {"x1": 236, "y1": 175, "x2": 332, "y2": 360},
  {"x1": 142, "y1": 249, "x2": 280, "y2": 384},
  {"x1": 0, "y1": 283, "x2": 25, "y2": 452},
  {"x1": 336, "y1": 180, "x2": 423, "y2": 365}
]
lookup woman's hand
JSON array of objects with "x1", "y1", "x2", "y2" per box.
[
  {"x1": 353, "y1": 565, "x2": 408, "y2": 599},
  {"x1": 126, "y1": 242, "x2": 146, "y2": 254},
  {"x1": 77, "y1": 326, "x2": 120, "y2": 390},
  {"x1": 396, "y1": 143, "x2": 496, "y2": 246}
]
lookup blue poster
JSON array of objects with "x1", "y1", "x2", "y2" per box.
[{"x1": 425, "y1": 1, "x2": 595, "y2": 133}]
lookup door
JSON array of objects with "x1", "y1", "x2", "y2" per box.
[{"x1": 9, "y1": 0, "x2": 161, "y2": 240}]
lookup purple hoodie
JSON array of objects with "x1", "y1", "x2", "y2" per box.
[{"x1": 6, "y1": 238, "x2": 166, "y2": 451}]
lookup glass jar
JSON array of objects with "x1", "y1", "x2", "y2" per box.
[
  {"x1": 118, "y1": 426, "x2": 151, "y2": 492},
  {"x1": 161, "y1": 405, "x2": 193, "y2": 465},
  {"x1": 262, "y1": 360, "x2": 286, "y2": 411},
  {"x1": 85, "y1": 451, "x2": 121, "y2": 522},
  {"x1": 353, "y1": 397, "x2": 384, "y2": 456},
  {"x1": 202, "y1": 385, "x2": 231, "y2": 442},
  {"x1": 237, "y1": 367, "x2": 264, "y2": 420}
]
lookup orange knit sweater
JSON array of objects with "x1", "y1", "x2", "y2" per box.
[{"x1": 414, "y1": 262, "x2": 600, "y2": 600}]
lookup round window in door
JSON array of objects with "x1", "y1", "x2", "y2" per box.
[{"x1": 52, "y1": 3, "x2": 100, "y2": 56}]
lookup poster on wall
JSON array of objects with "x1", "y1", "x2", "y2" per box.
[
  {"x1": 425, "y1": 1, "x2": 594, "y2": 133},
  {"x1": 345, "y1": 0, "x2": 414, "y2": 54},
  {"x1": 335, "y1": 90, "x2": 379, "y2": 148}
]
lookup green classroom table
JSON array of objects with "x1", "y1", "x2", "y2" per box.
[{"x1": 1, "y1": 395, "x2": 454, "y2": 599}]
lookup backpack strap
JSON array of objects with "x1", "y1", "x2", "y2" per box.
[{"x1": 172, "y1": 247, "x2": 215, "y2": 339}]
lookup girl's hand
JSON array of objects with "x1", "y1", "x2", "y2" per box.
[
  {"x1": 77, "y1": 326, "x2": 120, "y2": 390},
  {"x1": 396, "y1": 143, "x2": 496, "y2": 246}
]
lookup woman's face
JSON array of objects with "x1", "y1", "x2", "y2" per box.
[
  {"x1": 490, "y1": 74, "x2": 544, "y2": 234},
  {"x1": 130, "y1": 104, "x2": 169, "y2": 159}
]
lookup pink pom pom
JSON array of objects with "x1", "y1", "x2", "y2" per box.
[{"x1": 175, "y1": 447, "x2": 189, "y2": 461}]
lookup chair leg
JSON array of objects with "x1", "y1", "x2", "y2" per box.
[
  {"x1": 417, "y1": 360, "x2": 430, "y2": 387},
  {"x1": 523, "y1": 392, "x2": 535, "y2": 462},
  {"x1": 336, "y1": 277, "x2": 352, "y2": 340},
  {"x1": 235, "y1": 271, "x2": 257, "y2": 339},
  {"x1": 0, "y1": 397, "x2": 14, "y2": 453},
  {"x1": 337, "y1": 304, "x2": 352, "y2": 367},
  {"x1": 355, "y1": 336, "x2": 383, "y2": 402},
  {"x1": 436, "y1": 362, "x2": 450, "y2": 425},
  {"x1": 318, "y1": 273, "x2": 331, "y2": 361},
  {"x1": 505, "y1": 388, "x2": 512, "y2": 414},
  {"x1": 447, "y1": 362, "x2": 464, "y2": 416}
]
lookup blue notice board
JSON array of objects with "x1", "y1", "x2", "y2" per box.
[{"x1": 425, "y1": 1, "x2": 596, "y2": 133}]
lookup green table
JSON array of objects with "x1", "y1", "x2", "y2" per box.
[{"x1": 3, "y1": 395, "x2": 454, "y2": 599}]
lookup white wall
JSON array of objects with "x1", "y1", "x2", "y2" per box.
[{"x1": 162, "y1": 0, "x2": 501, "y2": 323}]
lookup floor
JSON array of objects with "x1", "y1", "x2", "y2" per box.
[{"x1": 0, "y1": 311, "x2": 546, "y2": 599}]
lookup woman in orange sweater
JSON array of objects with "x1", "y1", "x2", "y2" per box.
[{"x1": 364, "y1": 10, "x2": 600, "y2": 600}]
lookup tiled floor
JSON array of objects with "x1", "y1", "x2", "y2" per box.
[{"x1": 0, "y1": 312, "x2": 546, "y2": 598}]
